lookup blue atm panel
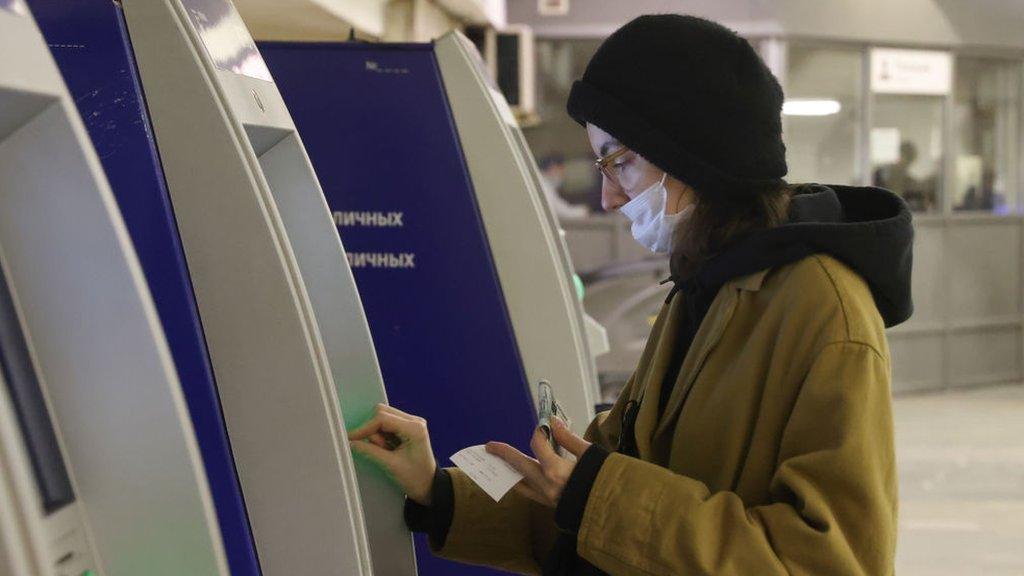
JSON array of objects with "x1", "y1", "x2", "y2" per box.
[
  {"x1": 262, "y1": 43, "x2": 538, "y2": 576},
  {"x1": 28, "y1": 2, "x2": 261, "y2": 574}
]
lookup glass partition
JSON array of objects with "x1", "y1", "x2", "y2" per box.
[
  {"x1": 784, "y1": 45, "x2": 864, "y2": 186},
  {"x1": 871, "y1": 94, "x2": 946, "y2": 213},
  {"x1": 953, "y1": 56, "x2": 1021, "y2": 214}
]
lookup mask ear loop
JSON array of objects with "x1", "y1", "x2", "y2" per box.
[{"x1": 659, "y1": 172, "x2": 673, "y2": 214}]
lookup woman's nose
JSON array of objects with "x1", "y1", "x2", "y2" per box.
[{"x1": 601, "y1": 178, "x2": 629, "y2": 212}]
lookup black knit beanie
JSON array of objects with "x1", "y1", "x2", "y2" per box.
[{"x1": 567, "y1": 14, "x2": 788, "y2": 199}]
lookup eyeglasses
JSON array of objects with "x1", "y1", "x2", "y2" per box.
[{"x1": 594, "y1": 146, "x2": 633, "y2": 184}]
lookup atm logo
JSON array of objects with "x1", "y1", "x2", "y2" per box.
[{"x1": 365, "y1": 60, "x2": 410, "y2": 75}]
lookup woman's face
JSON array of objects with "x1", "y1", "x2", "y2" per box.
[{"x1": 586, "y1": 123, "x2": 695, "y2": 215}]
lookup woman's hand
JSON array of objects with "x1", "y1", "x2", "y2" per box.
[
  {"x1": 348, "y1": 403, "x2": 437, "y2": 505},
  {"x1": 486, "y1": 417, "x2": 591, "y2": 508}
]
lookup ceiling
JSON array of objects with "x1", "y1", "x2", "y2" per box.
[{"x1": 508, "y1": 0, "x2": 1024, "y2": 49}]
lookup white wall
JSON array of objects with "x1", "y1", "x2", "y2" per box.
[{"x1": 237, "y1": 0, "x2": 388, "y2": 40}]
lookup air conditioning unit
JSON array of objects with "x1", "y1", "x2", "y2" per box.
[{"x1": 467, "y1": 25, "x2": 537, "y2": 123}]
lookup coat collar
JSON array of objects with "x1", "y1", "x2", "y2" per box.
[
  {"x1": 652, "y1": 287, "x2": 738, "y2": 439},
  {"x1": 649, "y1": 268, "x2": 769, "y2": 441},
  {"x1": 632, "y1": 267, "x2": 772, "y2": 456}
]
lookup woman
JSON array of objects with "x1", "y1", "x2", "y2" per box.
[{"x1": 349, "y1": 14, "x2": 912, "y2": 575}]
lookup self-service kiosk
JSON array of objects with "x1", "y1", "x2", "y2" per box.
[
  {"x1": 27, "y1": 0, "x2": 418, "y2": 574},
  {"x1": 261, "y1": 33, "x2": 601, "y2": 576},
  {"x1": 0, "y1": 3, "x2": 228, "y2": 574}
]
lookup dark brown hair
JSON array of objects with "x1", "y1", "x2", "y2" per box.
[{"x1": 671, "y1": 183, "x2": 796, "y2": 279}]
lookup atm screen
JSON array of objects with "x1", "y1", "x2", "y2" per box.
[
  {"x1": 0, "y1": 0, "x2": 29, "y2": 16},
  {"x1": 180, "y1": 0, "x2": 273, "y2": 82},
  {"x1": 495, "y1": 33, "x2": 521, "y2": 107},
  {"x1": 0, "y1": 266, "x2": 75, "y2": 514}
]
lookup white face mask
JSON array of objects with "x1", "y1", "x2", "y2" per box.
[{"x1": 619, "y1": 173, "x2": 695, "y2": 254}]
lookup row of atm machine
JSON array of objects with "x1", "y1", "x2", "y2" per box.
[{"x1": 0, "y1": 0, "x2": 607, "y2": 575}]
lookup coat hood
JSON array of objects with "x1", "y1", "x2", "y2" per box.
[{"x1": 674, "y1": 184, "x2": 914, "y2": 327}]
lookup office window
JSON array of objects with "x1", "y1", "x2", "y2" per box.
[
  {"x1": 869, "y1": 49, "x2": 952, "y2": 213},
  {"x1": 871, "y1": 95, "x2": 946, "y2": 212},
  {"x1": 524, "y1": 38, "x2": 604, "y2": 213},
  {"x1": 953, "y1": 57, "x2": 1021, "y2": 213},
  {"x1": 783, "y1": 45, "x2": 863, "y2": 186}
]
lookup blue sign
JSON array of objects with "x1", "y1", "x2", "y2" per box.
[
  {"x1": 28, "y1": 1, "x2": 261, "y2": 573},
  {"x1": 262, "y1": 42, "x2": 539, "y2": 576}
]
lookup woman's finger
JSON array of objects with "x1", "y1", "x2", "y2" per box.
[
  {"x1": 378, "y1": 403, "x2": 426, "y2": 422},
  {"x1": 368, "y1": 432, "x2": 390, "y2": 449},
  {"x1": 530, "y1": 427, "x2": 562, "y2": 470},
  {"x1": 349, "y1": 410, "x2": 421, "y2": 442},
  {"x1": 350, "y1": 401, "x2": 421, "y2": 436},
  {"x1": 377, "y1": 403, "x2": 422, "y2": 422},
  {"x1": 486, "y1": 442, "x2": 546, "y2": 489},
  {"x1": 350, "y1": 439, "x2": 396, "y2": 469},
  {"x1": 551, "y1": 417, "x2": 591, "y2": 458},
  {"x1": 347, "y1": 415, "x2": 383, "y2": 441},
  {"x1": 375, "y1": 411, "x2": 423, "y2": 437}
]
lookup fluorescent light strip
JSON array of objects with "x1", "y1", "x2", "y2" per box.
[{"x1": 783, "y1": 99, "x2": 842, "y2": 116}]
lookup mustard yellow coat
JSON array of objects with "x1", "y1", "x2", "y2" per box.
[{"x1": 432, "y1": 254, "x2": 898, "y2": 575}]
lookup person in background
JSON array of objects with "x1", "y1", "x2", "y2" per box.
[
  {"x1": 874, "y1": 140, "x2": 935, "y2": 212},
  {"x1": 350, "y1": 14, "x2": 913, "y2": 575},
  {"x1": 539, "y1": 153, "x2": 590, "y2": 219},
  {"x1": 956, "y1": 168, "x2": 998, "y2": 212}
]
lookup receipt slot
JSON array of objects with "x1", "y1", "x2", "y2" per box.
[
  {"x1": 0, "y1": 3, "x2": 227, "y2": 575},
  {"x1": 261, "y1": 33, "x2": 599, "y2": 576}
]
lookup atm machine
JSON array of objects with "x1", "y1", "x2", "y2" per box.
[
  {"x1": 261, "y1": 34, "x2": 601, "y2": 576},
  {"x1": 26, "y1": 0, "x2": 417, "y2": 574},
  {"x1": 0, "y1": 3, "x2": 229, "y2": 574}
]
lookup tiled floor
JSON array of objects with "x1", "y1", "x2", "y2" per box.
[{"x1": 895, "y1": 384, "x2": 1024, "y2": 575}]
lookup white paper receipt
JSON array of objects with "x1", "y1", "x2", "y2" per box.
[{"x1": 450, "y1": 445, "x2": 525, "y2": 502}]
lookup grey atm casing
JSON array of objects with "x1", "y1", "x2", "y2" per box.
[
  {"x1": 435, "y1": 33, "x2": 599, "y2": 431},
  {"x1": 0, "y1": 5, "x2": 228, "y2": 575},
  {"x1": 119, "y1": 0, "x2": 416, "y2": 574}
]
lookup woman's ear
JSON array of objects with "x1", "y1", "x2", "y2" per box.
[{"x1": 665, "y1": 176, "x2": 698, "y2": 214}]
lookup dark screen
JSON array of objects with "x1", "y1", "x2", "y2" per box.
[
  {"x1": 496, "y1": 33, "x2": 520, "y2": 107},
  {"x1": 463, "y1": 25, "x2": 487, "y2": 56},
  {"x1": 0, "y1": 267, "x2": 75, "y2": 514}
]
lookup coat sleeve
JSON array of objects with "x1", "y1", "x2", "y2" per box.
[
  {"x1": 427, "y1": 467, "x2": 559, "y2": 575},
  {"x1": 427, "y1": 408, "x2": 622, "y2": 574},
  {"x1": 575, "y1": 341, "x2": 898, "y2": 576}
]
